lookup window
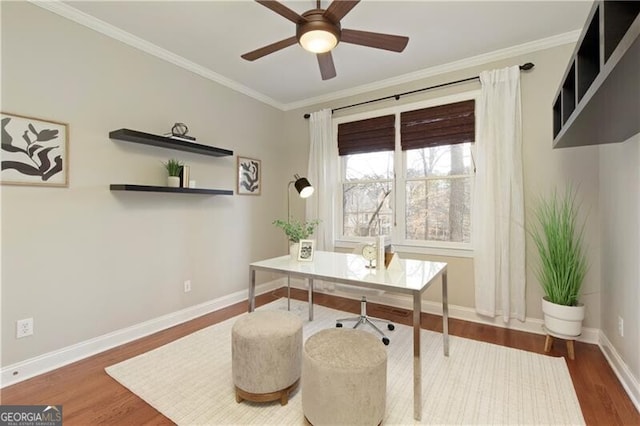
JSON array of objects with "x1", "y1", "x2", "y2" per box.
[{"x1": 336, "y1": 95, "x2": 476, "y2": 250}]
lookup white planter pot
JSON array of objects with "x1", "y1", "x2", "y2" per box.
[
  {"x1": 167, "y1": 176, "x2": 180, "y2": 188},
  {"x1": 541, "y1": 296, "x2": 585, "y2": 337},
  {"x1": 290, "y1": 243, "x2": 299, "y2": 260}
]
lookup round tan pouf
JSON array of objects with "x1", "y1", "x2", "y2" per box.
[
  {"x1": 302, "y1": 328, "x2": 387, "y2": 425},
  {"x1": 232, "y1": 310, "x2": 303, "y2": 405}
]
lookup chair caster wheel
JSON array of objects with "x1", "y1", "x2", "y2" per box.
[
  {"x1": 382, "y1": 337, "x2": 390, "y2": 346},
  {"x1": 336, "y1": 323, "x2": 343, "y2": 328},
  {"x1": 387, "y1": 324, "x2": 395, "y2": 331}
]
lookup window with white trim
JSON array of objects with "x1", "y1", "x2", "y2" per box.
[{"x1": 336, "y1": 94, "x2": 476, "y2": 249}]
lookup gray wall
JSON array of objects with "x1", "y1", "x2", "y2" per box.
[
  {"x1": 1, "y1": 2, "x2": 291, "y2": 366},
  {"x1": 599, "y1": 134, "x2": 640, "y2": 387}
]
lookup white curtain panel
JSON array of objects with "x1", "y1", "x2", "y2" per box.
[
  {"x1": 473, "y1": 66, "x2": 526, "y2": 322},
  {"x1": 307, "y1": 109, "x2": 337, "y2": 252}
]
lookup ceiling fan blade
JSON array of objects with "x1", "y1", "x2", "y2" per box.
[
  {"x1": 255, "y1": 0, "x2": 306, "y2": 24},
  {"x1": 341, "y1": 29, "x2": 409, "y2": 52},
  {"x1": 241, "y1": 36, "x2": 298, "y2": 61},
  {"x1": 317, "y1": 52, "x2": 337, "y2": 80},
  {"x1": 323, "y1": 0, "x2": 360, "y2": 23}
]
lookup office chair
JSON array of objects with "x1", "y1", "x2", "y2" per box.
[{"x1": 335, "y1": 244, "x2": 395, "y2": 345}]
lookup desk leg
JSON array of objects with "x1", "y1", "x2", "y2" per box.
[
  {"x1": 249, "y1": 268, "x2": 256, "y2": 313},
  {"x1": 308, "y1": 278, "x2": 314, "y2": 321},
  {"x1": 287, "y1": 276, "x2": 291, "y2": 311},
  {"x1": 442, "y1": 271, "x2": 449, "y2": 356},
  {"x1": 413, "y1": 292, "x2": 422, "y2": 421}
]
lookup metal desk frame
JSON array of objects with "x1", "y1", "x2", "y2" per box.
[{"x1": 249, "y1": 251, "x2": 448, "y2": 421}]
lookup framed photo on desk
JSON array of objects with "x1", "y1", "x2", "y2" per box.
[{"x1": 298, "y1": 239, "x2": 315, "y2": 261}]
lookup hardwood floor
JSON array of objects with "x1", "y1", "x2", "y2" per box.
[{"x1": 1, "y1": 288, "x2": 638, "y2": 425}]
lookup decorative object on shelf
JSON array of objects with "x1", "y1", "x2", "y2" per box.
[
  {"x1": 179, "y1": 165, "x2": 190, "y2": 188},
  {"x1": 297, "y1": 239, "x2": 315, "y2": 262},
  {"x1": 163, "y1": 124, "x2": 195, "y2": 142},
  {"x1": 171, "y1": 122, "x2": 189, "y2": 137},
  {"x1": 530, "y1": 187, "x2": 588, "y2": 339},
  {"x1": 1, "y1": 112, "x2": 68, "y2": 187},
  {"x1": 163, "y1": 158, "x2": 183, "y2": 188},
  {"x1": 237, "y1": 156, "x2": 261, "y2": 195}
]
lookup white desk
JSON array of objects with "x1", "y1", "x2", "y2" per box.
[{"x1": 249, "y1": 251, "x2": 448, "y2": 421}]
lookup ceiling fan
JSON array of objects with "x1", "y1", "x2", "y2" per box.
[{"x1": 241, "y1": 0, "x2": 409, "y2": 80}]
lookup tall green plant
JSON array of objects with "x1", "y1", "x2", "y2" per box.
[{"x1": 530, "y1": 188, "x2": 588, "y2": 306}]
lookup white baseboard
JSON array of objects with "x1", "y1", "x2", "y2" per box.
[
  {"x1": 0, "y1": 280, "x2": 282, "y2": 388},
  {"x1": 598, "y1": 331, "x2": 640, "y2": 413}
]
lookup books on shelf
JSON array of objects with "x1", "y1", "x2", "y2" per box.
[
  {"x1": 179, "y1": 165, "x2": 190, "y2": 188},
  {"x1": 163, "y1": 132, "x2": 196, "y2": 142}
]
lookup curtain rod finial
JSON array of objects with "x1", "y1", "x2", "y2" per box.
[{"x1": 520, "y1": 62, "x2": 534, "y2": 71}]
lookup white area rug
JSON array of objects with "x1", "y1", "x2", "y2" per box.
[{"x1": 106, "y1": 299, "x2": 585, "y2": 425}]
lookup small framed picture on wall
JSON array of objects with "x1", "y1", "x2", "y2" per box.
[
  {"x1": 237, "y1": 156, "x2": 261, "y2": 195},
  {"x1": 298, "y1": 239, "x2": 315, "y2": 262}
]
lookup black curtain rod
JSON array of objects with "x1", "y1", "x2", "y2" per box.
[{"x1": 303, "y1": 62, "x2": 535, "y2": 119}]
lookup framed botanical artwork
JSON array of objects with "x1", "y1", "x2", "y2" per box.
[
  {"x1": 1, "y1": 112, "x2": 68, "y2": 187},
  {"x1": 237, "y1": 156, "x2": 261, "y2": 195},
  {"x1": 298, "y1": 239, "x2": 315, "y2": 262}
]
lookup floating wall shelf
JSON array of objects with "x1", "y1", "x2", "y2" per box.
[
  {"x1": 110, "y1": 184, "x2": 233, "y2": 195},
  {"x1": 109, "y1": 128, "x2": 233, "y2": 157},
  {"x1": 108, "y1": 128, "x2": 234, "y2": 195},
  {"x1": 553, "y1": 1, "x2": 640, "y2": 148}
]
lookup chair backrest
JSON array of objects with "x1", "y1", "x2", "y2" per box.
[{"x1": 333, "y1": 244, "x2": 384, "y2": 296}]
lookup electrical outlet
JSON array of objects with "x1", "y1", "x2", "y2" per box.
[
  {"x1": 16, "y1": 318, "x2": 33, "y2": 338},
  {"x1": 184, "y1": 280, "x2": 192, "y2": 293},
  {"x1": 618, "y1": 316, "x2": 624, "y2": 337}
]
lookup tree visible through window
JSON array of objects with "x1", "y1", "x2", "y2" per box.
[{"x1": 337, "y1": 97, "x2": 475, "y2": 247}]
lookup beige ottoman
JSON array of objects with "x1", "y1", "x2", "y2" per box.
[
  {"x1": 302, "y1": 328, "x2": 387, "y2": 425},
  {"x1": 232, "y1": 310, "x2": 303, "y2": 405}
]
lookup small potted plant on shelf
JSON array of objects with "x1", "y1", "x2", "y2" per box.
[
  {"x1": 530, "y1": 187, "x2": 588, "y2": 338},
  {"x1": 163, "y1": 158, "x2": 183, "y2": 188},
  {"x1": 273, "y1": 218, "x2": 320, "y2": 259}
]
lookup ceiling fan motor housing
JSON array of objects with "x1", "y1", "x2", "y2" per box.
[{"x1": 296, "y1": 9, "x2": 342, "y2": 47}]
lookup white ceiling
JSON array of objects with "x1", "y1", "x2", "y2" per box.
[{"x1": 54, "y1": 1, "x2": 592, "y2": 109}]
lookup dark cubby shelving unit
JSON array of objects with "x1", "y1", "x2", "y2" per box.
[
  {"x1": 561, "y1": 62, "x2": 576, "y2": 124},
  {"x1": 577, "y1": 7, "x2": 600, "y2": 102},
  {"x1": 110, "y1": 184, "x2": 233, "y2": 195},
  {"x1": 109, "y1": 129, "x2": 234, "y2": 195},
  {"x1": 553, "y1": 1, "x2": 640, "y2": 148}
]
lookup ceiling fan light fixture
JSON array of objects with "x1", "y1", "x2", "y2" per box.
[{"x1": 299, "y1": 29, "x2": 338, "y2": 53}]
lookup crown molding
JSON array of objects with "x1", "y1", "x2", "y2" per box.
[
  {"x1": 32, "y1": 0, "x2": 580, "y2": 114},
  {"x1": 283, "y1": 30, "x2": 581, "y2": 111},
  {"x1": 29, "y1": 0, "x2": 285, "y2": 111}
]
